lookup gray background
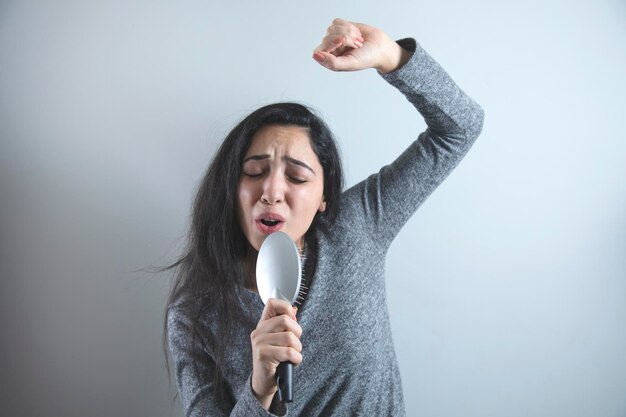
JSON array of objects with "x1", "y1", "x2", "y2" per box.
[{"x1": 1, "y1": 1, "x2": 625, "y2": 416}]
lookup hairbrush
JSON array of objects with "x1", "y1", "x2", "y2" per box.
[{"x1": 256, "y1": 231, "x2": 305, "y2": 403}]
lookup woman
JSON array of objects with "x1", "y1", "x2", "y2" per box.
[{"x1": 165, "y1": 18, "x2": 484, "y2": 416}]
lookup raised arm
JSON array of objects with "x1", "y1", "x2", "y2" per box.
[{"x1": 313, "y1": 18, "x2": 485, "y2": 249}]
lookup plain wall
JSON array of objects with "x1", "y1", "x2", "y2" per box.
[{"x1": 1, "y1": 1, "x2": 625, "y2": 416}]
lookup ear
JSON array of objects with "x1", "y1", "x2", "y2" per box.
[{"x1": 318, "y1": 197, "x2": 327, "y2": 213}]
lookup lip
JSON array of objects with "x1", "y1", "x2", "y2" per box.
[{"x1": 255, "y1": 212, "x2": 285, "y2": 235}]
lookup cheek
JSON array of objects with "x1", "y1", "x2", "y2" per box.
[
  {"x1": 238, "y1": 182, "x2": 256, "y2": 206},
  {"x1": 294, "y1": 185, "x2": 324, "y2": 215},
  {"x1": 236, "y1": 184, "x2": 254, "y2": 222}
]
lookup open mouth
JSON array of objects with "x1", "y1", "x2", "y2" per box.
[
  {"x1": 260, "y1": 219, "x2": 281, "y2": 227},
  {"x1": 255, "y1": 213, "x2": 285, "y2": 234}
]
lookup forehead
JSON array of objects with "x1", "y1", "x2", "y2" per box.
[{"x1": 246, "y1": 125, "x2": 316, "y2": 157}]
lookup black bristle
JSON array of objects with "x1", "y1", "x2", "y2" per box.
[
  {"x1": 294, "y1": 238, "x2": 315, "y2": 310},
  {"x1": 294, "y1": 250, "x2": 308, "y2": 309}
]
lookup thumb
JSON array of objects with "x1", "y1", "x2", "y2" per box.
[
  {"x1": 312, "y1": 50, "x2": 356, "y2": 71},
  {"x1": 261, "y1": 298, "x2": 295, "y2": 321}
]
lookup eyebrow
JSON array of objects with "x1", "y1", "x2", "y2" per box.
[{"x1": 242, "y1": 154, "x2": 317, "y2": 175}]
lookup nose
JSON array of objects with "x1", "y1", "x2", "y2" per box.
[{"x1": 261, "y1": 171, "x2": 286, "y2": 205}]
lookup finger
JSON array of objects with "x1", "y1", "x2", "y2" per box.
[
  {"x1": 312, "y1": 50, "x2": 338, "y2": 70},
  {"x1": 258, "y1": 345, "x2": 303, "y2": 365},
  {"x1": 320, "y1": 31, "x2": 363, "y2": 51},
  {"x1": 330, "y1": 17, "x2": 361, "y2": 37},
  {"x1": 260, "y1": 298, "x2": 297, "y2": 321},
  {"x1": 254, "y1": 331, "x2": 303, "y2": 352},
  {"x1": 313, "y1": 38, "x2": 362, "y2": 69},
  {"x1": 327, "y1": 24, "x2": 364, "y2": 44},
  {"x1": 312, "y1": 50, "x2": 361, "y2": 72},
  {"x1": 315, "y1": 34, "x2": 345, "y2": 54},
  {"x1": 255, "y1": 314, "x2": 303, "y2": 338}
]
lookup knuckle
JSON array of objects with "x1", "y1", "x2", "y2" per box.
[
  {"x1": 290, "y1": 349, "x2": 303, "y2": 364},
  {"x1": 279, "y1": 315, "x2": 291, "y2": 328},
  {"x1": 290, "y1": 334, "x2": 303, "y2": 351}
]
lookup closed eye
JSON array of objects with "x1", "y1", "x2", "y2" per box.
[
  {"x1": 244, "y1": 172, "x2": 306, "y2": 184},
  {"x1": 289, "y1": 177, "x2": 306, "y2": 184}
]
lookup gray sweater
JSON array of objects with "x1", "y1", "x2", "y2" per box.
[{"x1": 168, "y1": 38, "x2": 484, "y2": 417}]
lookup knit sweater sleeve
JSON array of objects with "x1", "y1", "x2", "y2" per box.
[
  {"x1": 340, "y1": 38, "x2": 484, "y2": 249},
  {"x1": 167, "y1": 307, "x2": 282, "y2": 417}
]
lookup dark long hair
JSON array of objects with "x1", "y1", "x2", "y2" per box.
[{"x1": 162, "y1": 102, "x2": 344, "y2": 402}]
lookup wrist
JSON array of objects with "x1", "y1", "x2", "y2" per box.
[
  {"x1": 254, "y1": 392, "x2": 273, "y2": 410},
  {"x1": 377, "y1": 40, "x2": 411, "y2": 74},
  {"x1": 251, "y1": 378, "x2": 275, "y2": 410}
]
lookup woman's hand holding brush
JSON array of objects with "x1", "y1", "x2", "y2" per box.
[{"x1": 250, "y1": 298, "x2": 302, "y2": 410}]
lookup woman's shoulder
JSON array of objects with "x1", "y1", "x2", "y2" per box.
[
  {"x1": 313, "y1": 181, "x2": 385, "y2": 250},
  {"x1": 166, "y1": 298, "x2": 194, "y2": 334},
  {"x1": 167, "y1": 296, "x2": 218, "y2": 334},
  {"x1": 167, "y1": 297, "x2": 222, "y2": 354}
]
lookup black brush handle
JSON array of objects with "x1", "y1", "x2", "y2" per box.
[{"x1": 276, "y1": 361, "x2": 293, "y2": 403}]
